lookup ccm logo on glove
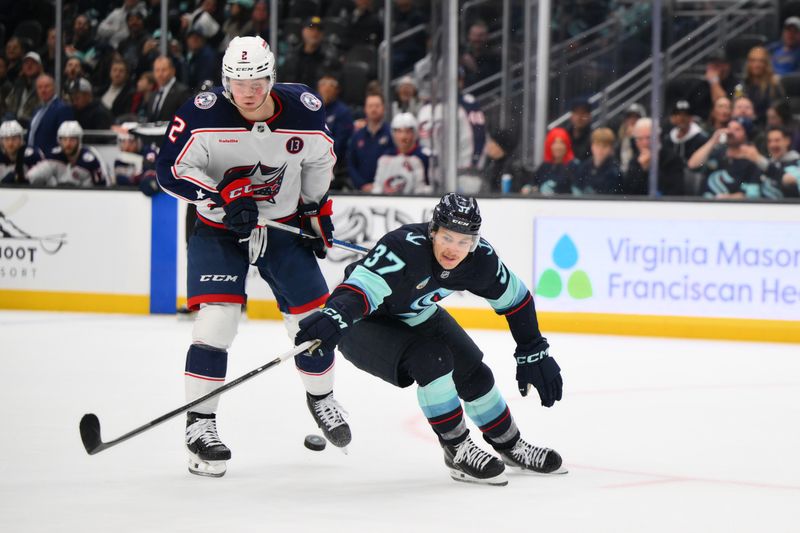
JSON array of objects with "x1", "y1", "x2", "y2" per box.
[
  {"x1": 517, "y1": 348, "x2": 548, "y2": 365},
  {"x1": 322, "y1": 307, "x2": 348, "y2": 330}
]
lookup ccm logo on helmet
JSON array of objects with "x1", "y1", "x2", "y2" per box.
[{"x1": 200, "y1": 275, "x2": 239, "y2": 282}]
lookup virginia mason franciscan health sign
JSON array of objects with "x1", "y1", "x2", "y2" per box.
[{"x1": 533, "y1": 217, "x2": 800, "y2": 321}]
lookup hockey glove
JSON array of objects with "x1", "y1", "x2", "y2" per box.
[
  {"x1": 294, "y1": 308, "x2": 349, "y2": 357},
  {"x1": 217, "y1": 175, "x2": 259, "y2": 237},
  {"x1": 298, "y1": 197, "x2": 334, "y2": 259},
  {"x1": 515, "y1": 337, "x2": 563, "y2": 407}
]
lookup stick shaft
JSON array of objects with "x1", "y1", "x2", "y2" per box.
[{"x1": 257, "y1": 217, "x2": 369, "y2": 256}]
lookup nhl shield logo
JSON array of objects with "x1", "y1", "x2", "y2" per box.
[
  {"x1": 300, "y1": 92, "x2": 322, "y2": 111},
  {"x1": 286, "y1": 136, "x2": 304, "y2": 154},
  {"x1": 194, "y1": 92, "x2": 217, "y2": 109},
  {"x1": 440, "y1": 271, "x2": 450, "y2": 279}
]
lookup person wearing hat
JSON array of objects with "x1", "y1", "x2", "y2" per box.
[
  {"x1": 768, "y1": 17, "x2": 800, "y2": 75},
  {"x1": 281, "y1": 16, "x2": 341, "y2": 89},
  {"x1": 0, "y1": 120, "x2": 44, "y2": 184},
  {"x1": 3, "y1": 51, "x2": 44, "y2": 124},
  {"x1": 664, "y1": 99, "x2": 709, "y2": 163},
  {"x1": 97, "y1": 0, "x2": 149, "y2": 49},
  {"x1": 185, "y1": 28, "x2": 219, "y2": 92},
  {"x1": 699, "y1": 48, "x2": 740, "y2": 120},
  {"x1": 372, "y1": 112, "x2": 431, "y2": 194},
  {"x1": 688, "y1": 116, "x2": 763, "y2": 199},
  {"x1": 68, "y1": 77, "x2": 114, "y2": 130},
  {"x1": 565, "y1": 98, "x2": 593, "y2": 161},
  {"x1": 617, "y1": 103, "x2": 646, "y2": 173},
  {"x1": 27, "y1": 73, "x2": 74, "y2": 155}
]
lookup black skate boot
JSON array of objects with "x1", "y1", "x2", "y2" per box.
[
  {"x1": 497, "y1": 438, "x2": 568, "y2": 475},
  {"x1": 306, "y1": 392, "x2": 351, "y2": 449},
  {"x1": 443, "y1": 436, "x2": 508, "y2": 486},
  {"x1": 185, "y1": 412, "x2": 231, "y2": 477}
]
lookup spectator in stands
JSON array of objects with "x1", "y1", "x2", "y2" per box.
[
  {"x1": 742, "y1": 45, "x2": 784, "y2": 124},
  {"x1": 616, "y1": 103, "x2": 645, "y2": 173},
  {"x1": 740, "y1": 126, "x2": 800, "y2": 199},
  {"x1": 391, "y1": 75, "x2": 421, "y2": 117},
  {"x1": 28, "y1": 74, "x2": 74, "y2": 155},
  {"x1": 68, "y1": 78, "x2": 114, "y2": 130},
  {"x1": 732, "y1": 95, "x2": 764, "y2": 147},
  {"x1": 0, "y1": 120, "x2": 43, "y2": 184},
  {"x1": 97, "y1": 0, "x2": 148, "y2": 49},
  {"x1": 460, "y1": 20, "x2": 501, "y2": 89},
  {"x1": 282, "y1": 17, "x2": 341, "y2": 90},
  {"x1": 147, "y1": 56, "x2": 191, "y2": 122},
  {"x1": 347, "y1": 92, "x2": 394, "y2": 192},
  {"x1": 62, "y1": 57, "x2": 86, "y2": 97},
  {"x1": 572, "y1": 127, "x2": 622, "y2": 195},
  {"x1": 565, "y1": 98, "x2": 593, "y2": 161},
  {"x1": 699, "y1": 49, "x2": 739, "y2": 120},
  {"x1": 185, "y1": 29, "x2": 219, "y2": 91},
  {"x1": 768, "y1": 17, "x2": 800, "y2": 76},
  {"x1": 99, "y1": 58, "x2": 135, "y2": 118},
  {"x1": 372, "y1": 112, "x2": 431, "y2": 194},
  {"x1": 4, "y1": 37, "x2": 26, "y2": 83},
  {"x1": 182, "y1": 0, "x2": 222, "y2": 44},
  {"x1": 765, "y1": 99, "x2": 800, "y2": 152},
  {"x1": 38, "y1": 27, "x2": 57, "y2": 76},
  {"x1": 65, "y1": 14, "x2": 100, "y2": 71},
  {"x1": 521, "y1": 127, "x2": 578, "y2": 195},
  {"x1": 117, "y1": 8, "x2": 152, "y2": 76},
  {"x1": 317, "y1": 75, "x2": 353, "y2": 181},
  {"x1": 688, "y1": 117, "x2": 762, "y2": 199},
  {"x1": 344, "y1": 0, "x2": 383, "y2": 49},
  {"x1": 702, "y1": 96, "x2": 732, "y2": 132},
  {"x1": 131, "y1": 71, "x2": 156, "y2": 120},
  {"x1": 623, "y1": 117, "x2": 685, "y2": 196},
  {"x1": 27, "y1": 120, "x2": 109, "y2": 187},
  {"x1": 664, "y1": 99, "x2": 709, "y2": 163},
  {"x1": 481, "y1": 128, "x2": 519, "y2": 193},
  {"x1": 0, "y1": 58, "x2": 13, "y2": 111},
  {"x1": 4, "y1": 52, "x2": 43, "y2": 125},
  {"x1": 221, "y1": 0, "x2": 254, "y2": 50},
  {"x1": 249, "y1": 0, "x2": 270, "y2": 42},
  {"x1": 392, "y1": 0, "x2": 427, "y2": 75}
]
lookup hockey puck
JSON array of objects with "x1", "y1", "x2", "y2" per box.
[{"x1": 304, "y1": 434, "x2": 326, "y2": 451}]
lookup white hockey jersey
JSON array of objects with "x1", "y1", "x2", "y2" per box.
[
  {"x1": 416, "y1": 93, "x2": 487, "y2": 170},
  {"x1": 26, "y1": 145, "x2": 108, "y2": 187},
  {"x1": 372, "y1": 145, "x2": 431, "y2": 194},
  {"x1": 156, "y1": 84, "x2": 335, "y2": 226}
]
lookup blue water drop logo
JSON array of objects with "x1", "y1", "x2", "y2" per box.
[{"x1": 552, "y1": 234, "x2": 579, "y2": 269}]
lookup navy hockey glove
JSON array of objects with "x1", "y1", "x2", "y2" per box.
[
  {"x1": 515, "y1": 337, "x2": 563, "y2": 407},
  {"x1": 217, "y1": 175, "x2": 258, "y2": 237},
  {"x1": 298, "y1": 197, "x2": 334, "y2": 259},
  {"x1": 294, "y1": 308, "x2": 349, "y2": 357}
]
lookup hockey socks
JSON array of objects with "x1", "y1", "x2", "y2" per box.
[
  {"x1": 465, "y1": 385, "x2": 519, "y2": 448},
  {"x1": 295, "y1": 348, "x2": 335, "y2": 396},
  {"x1": 417, "y1": 372, "x2": 468, "y2": 444},
  {"x1": 185, "y1": 344, "x2": 228, "y2": 414}
]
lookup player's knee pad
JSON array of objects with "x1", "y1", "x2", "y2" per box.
[
  {"x1": 282, "y1": 309, "x2": 318, "y2": 341},
  {"x1": 192, "y1": 303, "x2": 241, "y2": 350},
  {"x1": 404, "y1": 338, "x2": 454, "y2": 387},
  {"x1": 455, "y1": 361, "x2": 496, "y2": 402}
]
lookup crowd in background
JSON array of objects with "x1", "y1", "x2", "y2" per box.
[{"x1": 0, "y1": 0, "x2": 798, "y2": 200}]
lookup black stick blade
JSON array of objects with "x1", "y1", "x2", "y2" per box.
[{"x1": 80, "y1": 413, "x2": 104, "y2": 455}]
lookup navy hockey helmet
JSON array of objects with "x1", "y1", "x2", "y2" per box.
[{"x1": 429, "y1": 193, "x2": 482, "y2": 252}]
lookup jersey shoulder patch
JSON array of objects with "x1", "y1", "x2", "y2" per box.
[
  {"x1": 270, "y1": 83, "x2": 326, "y2": 132},
  {"x1": 300, "y1": 91, "x2": 322, "y2": 111},
  {"x1": 81, "y1": 149, "x2": 96, "y2": 163},
  {"x1": 193, "y1": 91, "x2": 218, "y2": 110}
]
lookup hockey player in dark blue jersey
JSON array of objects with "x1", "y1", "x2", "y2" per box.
[
  {"x1": 0, "y1": 120, "x2": 43, "y2": 184},
  {"x1": 155, "y1": 36, "x2": 350, "y2": 477},
  {"x1": 295, "y1": 193, "x2": 566, "y2": 486}
]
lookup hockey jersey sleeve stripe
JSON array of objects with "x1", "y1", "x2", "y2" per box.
[
  {"x1": 274, "y1": 129, "x2": 334, "y2": 145},
  {"x1": 487, "y1": 270, "x2": 528, "y2": 313},
  {"x1": 342, "y1": 265, "x2": 393, "y2": 313}
]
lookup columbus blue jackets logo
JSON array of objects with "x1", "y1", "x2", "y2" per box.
[
  {"x1": 194, "y1": 92, "x2": 217, "y2": 109},
  {"x1": 222, "y1": 162, "x2": 288, "y2": 203},
  {"x1": 300, "y1": 92, "x2": 322, "y2": 111}
]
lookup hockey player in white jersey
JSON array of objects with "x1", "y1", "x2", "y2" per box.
[
  {"x1": 26, "y1": 121, "x2": 108, "y2": 187},
  {"x1": 155, "y1": 36, "x2": 350, "y2": 477},
  {"x1": 0, "y1": 120, "x2": 43, "y2": 184},
  {"x1": 372, "y1": 112, "x2": 432, "y2": 194}
]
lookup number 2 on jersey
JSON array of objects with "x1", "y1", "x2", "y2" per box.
[
  {"x1": 364, "y1": 244, "x2": 405, "y2": 275},
  {"x1": 168, "y1": 116, "x2": 187, "y2": 143}
]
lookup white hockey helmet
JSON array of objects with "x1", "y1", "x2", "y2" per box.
[
  {"x1": 57, "y1": 120, "x2": 84, "y2": 139},
  {"x1": 391, "y1": 112, "x2": 418, "y2": 133},
  {"x1": 0, "y1": 120, "x2": 25, "y2": 138},
  {"x1": 221, "y1": 36, "x2": 276, "y2": 101}
]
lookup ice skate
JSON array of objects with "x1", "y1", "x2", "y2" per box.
[
  {"x1": 185, "y1": 412, "x2": 231, "y2": 477},
  {"x1": 497, "y1": 438, "x2": 568, "y2": 475},
  {"x1": 443, "y1": 436, "x2": 508, "y2": 486},
  {"x1": 306, "y1": 392, "x2": 351, "y2": 449}
]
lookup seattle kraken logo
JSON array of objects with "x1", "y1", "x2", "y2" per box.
[
  {"x1": 222, "y1": 162, "x2": 288, "y2": 203},
  {"x1": 409, "y1": 288, "x2": 453, "y2": 311}
]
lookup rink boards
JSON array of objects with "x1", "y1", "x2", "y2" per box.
[{"x1": 0, "y1": 188, "x2": 798, "y2": 342}]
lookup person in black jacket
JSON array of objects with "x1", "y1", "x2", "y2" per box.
[
  {"x1": 68, "y1": 78, "x2": 114, "y2": 130},
  {"x1": 572, "y1": 127, "x2": 623, "y2": 195},
  {"x1": 624, "y1": 117, "x2": 686, "y2": 196}
]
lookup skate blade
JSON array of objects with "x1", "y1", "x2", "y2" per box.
[
  {"x1": 504, "y1": 462, "x2": 569, "y2": 475},
  {"x1": 338, "y1": 446, "x2": 349, "y2": 455},
  {"x1": 448, "y1": 468, "x2": 508, "y2": 486},
  {"x1": 187, "y1": 454, "x2": 227, "y2": 477}
]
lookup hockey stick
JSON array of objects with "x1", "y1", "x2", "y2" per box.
[
  {"x1": 79, "y1": 340, "x2": 320, "y2": 455},
  {"x1": 257, "y1": 217, "x2": 369, "y2": 256}
]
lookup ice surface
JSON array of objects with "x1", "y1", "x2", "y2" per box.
[{"x1": 2, "y1": 311, "x2": 798, "y2": 532}]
